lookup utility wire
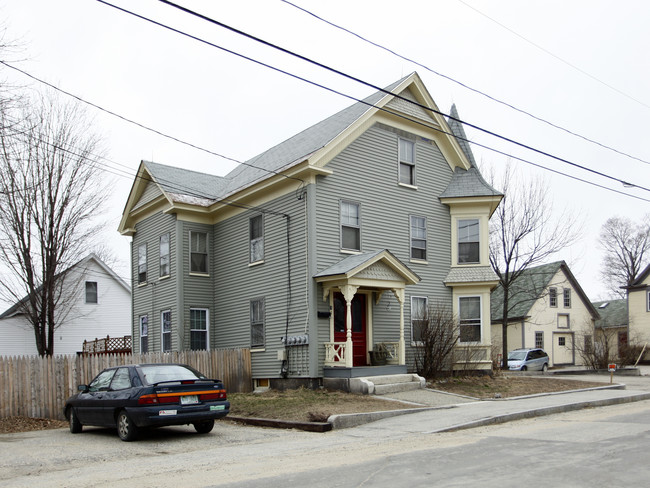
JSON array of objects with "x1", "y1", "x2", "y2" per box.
[
  {"x1": 3, "y1": 4, "x2": 646, "y2": 203},
  {"x1": 456, "y1": 0, "x2": 650, "y2": 111},
  {"x1": 148, "y1": 0, "x2": 650, "y2": 194},
  {"x1": 0, "y1": 60, "x2": 305, "y2": 187},
  {"x1": 280, "y1": 0, "x2": 650, "y2": 167}
]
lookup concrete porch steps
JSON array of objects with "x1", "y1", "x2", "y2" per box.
[{"x1": 359, "y1": 373, "x2": 425, "y2": 395}]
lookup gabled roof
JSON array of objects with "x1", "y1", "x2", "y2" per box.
[
  {"x1": 120, "y1": 72, "x2": 480, "y2": 234},
  {"x1": 314, "y1": 249, "x2": 420, "y2": 286},
  {"x1": 0, "y1": 254, "x2": 130, "y2": 319},
  {"x1": 592, "y1": 299, "x2": 628, "y2": 328},
  {"x1": 491, "y1": 261, "x2": 599, "y2": 323}
]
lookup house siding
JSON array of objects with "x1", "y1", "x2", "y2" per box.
[
  {"x1": 131, "y1": 212, "x2": 178, "y2": 353},
  {"x1": 212, "y1": 192, "x2": 308, "y2": 379},
  {"x1": 314, "y1": 123, "x2": 453, "y2": 371}
]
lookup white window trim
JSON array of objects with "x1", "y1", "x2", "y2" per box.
[
  {"x1": 458, "y1": 295, "x2": 482, "y2": 344},
  {"x1": 139, "y1": 315, "x2": 149, "y2": 353},
  {"x1": 398, "y1": 138, "x2": 416, "y2": 187},
  {"x1": 161, "y1": 309, "x2": 172, "y2": 353},
  {"x1": 410, "y1": 296, "x2": 428, "y2": 346},
  {"x1": 85, "y1": 281, "x2": 98, "y2": 304},
  {"x1": 409, "y1": 215, "x2": 427, "y2": 262},
  {"x1": 250, "y1": 297, "x2": 265, "y2": 349},
  {"x1": 189, "y1": 308, "x2": 210, "y2": 351},
  {"x1": 250, "y1": 214, "x2": 265, "y2": 264},
  {"x1": 457, "y1": 218, "x2": 480, "y2": 265},
  {"x1": 340, "y1": 200, "x2": 361, "y2": 252},
  {"x1": 189, "y1": 231, "x2": 209, "y2": 276},
  {"x1": 159, "y1": 233, "x2": 170, "y2": 279},
  {"x1": 138, "y1": 243, "x2": 147, "y2": 285}
]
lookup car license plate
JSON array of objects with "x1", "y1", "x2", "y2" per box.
[
  {"x1": 210, "y1": 405, "x2": 225, "y2": 411},
  {"x1": 181, "y1": 395, "x2": 199, "y2": 405},
  {"x1": 159, "y1": 410, "x2": 177, "y2": 416}
]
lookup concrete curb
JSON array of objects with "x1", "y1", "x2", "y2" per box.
[
  {"x1": 429, "y1": 391, "x2": 650, "y2": 433},
  {"x1": 328, "y1": 405, "x2": 455, "y2": 430}
]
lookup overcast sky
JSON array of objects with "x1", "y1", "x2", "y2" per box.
[{"x1": 1, "y1": 0, "x2": 649, "y2": 303}]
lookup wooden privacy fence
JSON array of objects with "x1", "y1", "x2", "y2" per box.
[{"x1": 0, "y1": 349, "x2": 252, "y2": 420}]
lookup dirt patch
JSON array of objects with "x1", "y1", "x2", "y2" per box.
[
  {"x1": 431, "y1": 375, "x2": 607, "y2": 399},
  {"x1": 0, "y1": 416, "x2": 68, "y2": 434},
  {"x1": 1, "y1": 375, "x2": 609, "y2": 432}
]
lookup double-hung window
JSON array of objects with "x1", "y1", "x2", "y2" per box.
[
  {"x1": 410, "y1": 216, "x2": 427, "y2": 260},
  {"x1": 251, "y1": 298, "x2": 265, "y2": 348},
  {"x1": 139, "y1": 315, "x2": 149, "y2": 353},
  {"x1": 340, "y1": 201, "x2": 360, "y2": 252},
  {"x1": 459, "y1": 296, "x2": 481, "y2": 342},
  {"x1": 563, "y1": 288, "x2": 571, "y2": 308},
  {"x1": 399, "y1": 139, "x2": 415, "y2": 186},
  {"x1": 411, "y1": 296, "x2": 428, "y2": 343},
  {"x1": 250, "y1": 215, "x2": 264, "y2": 263},
  {"x1": 161, "y1": 310, "x2": 172, "y2": 352},
  {"x1": 549, "y1": 287, "x2": 558, "y2": 307},
  {"x1": 190, "y1": 308, "x2": 208, "y2": 350},
  {"x1": 535, "y1": 331, "x2": 544, "y2": 349},
  {"x1": 85, "y1": 281, "x2": 98, "y2": 304},
  {"x1": 138, "y1": 243, "x2": 147, "y2": 284},
  {"x1": 190, "y1": 231, "x2": 208, "y2": 274},
  {"x1": 458, "y1": 219, "x2": 479, "y2": 263},
  {"x1": 160, "y1": 233, "x2": 170, "y2": 278}
]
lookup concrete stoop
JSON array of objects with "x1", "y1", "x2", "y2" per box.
[{"x1": 349, "y1": 373, "x2": 426, "y2": 395}]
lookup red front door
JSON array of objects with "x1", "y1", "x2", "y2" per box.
[{"x1": 333, "y1": 292, "x2": 367, "y2": 366}]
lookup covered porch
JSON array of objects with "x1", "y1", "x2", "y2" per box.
[{"x1": 314, "y1": 250, "x2": 421, "y2": 370}]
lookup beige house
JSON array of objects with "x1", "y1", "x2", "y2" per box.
[
  {"x1": 491, "y1": 261, "x2": 599, "y2": 367},
  {"x1": 626, "y1": 264, "x2": 650, "y2": 356}
]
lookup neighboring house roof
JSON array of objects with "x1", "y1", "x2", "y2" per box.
[
  {"x1": 491, "y1": 261, "x2": 599, "y2": 323},
  {"x1": 0, "y1": 254, "x2": 130, "y2": 319},
  {"x1": 592, "y1": 299, "x2": 628, "y2": 329},
  {"x1": 627, "y1": 262, "x2": 650, "y2": 290}
]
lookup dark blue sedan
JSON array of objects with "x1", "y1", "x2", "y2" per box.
[{"x1": 64, "y1": 363, "x2": 230, "y2": 441}]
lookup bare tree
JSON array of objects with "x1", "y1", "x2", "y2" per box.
[
  {"x1": 599, "y1": 215, "x2": 650, "y2": 298},
  {"x1": 0, "y1": 95, "x2": 110, "y2": 356},
  {"x1": 489, "y1": 163, "x2": 581, "y2": 369},
  {"x1": 412, "y1": 302, "x2": 459, "y2": 379}
]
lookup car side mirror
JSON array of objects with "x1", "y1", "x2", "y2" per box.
[{"x1": 78, "y1": 384, "x2": 89, "y2": 393}]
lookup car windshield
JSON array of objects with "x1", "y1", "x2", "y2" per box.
[
  {"x1": 508, "y1": 351, "x2": 527, "y2": 361},
  {"x1": 140, "y1": 365, "x2": 206, "y2": 385}
]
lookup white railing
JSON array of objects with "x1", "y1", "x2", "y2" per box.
[{"x1": 324, "y1": 342, "x2": 346, "y2": 366}]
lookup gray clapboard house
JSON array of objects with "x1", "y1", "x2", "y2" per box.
[{"x1": 119, "y1": 73, "x2": 502, "y2": 389}]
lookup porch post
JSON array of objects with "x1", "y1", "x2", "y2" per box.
[
  {"x1": 340, "y1": 284, "x2": 358, "y2": 368},
  {"x1": 393, "y1": 288, "x2": 406, "y2": 366}
]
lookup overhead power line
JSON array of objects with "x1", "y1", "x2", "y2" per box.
[
  {"x1": 456, "y1": 0, "x2": 650, "y2": 111},
  {"x1": 280, "y1": 0, "x2": 650, "y2": 167},
  {"x1": 146, "y1": 0, "x2": 650, "y2": 194}
]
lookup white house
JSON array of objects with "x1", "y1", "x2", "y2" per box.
[{"x1": 0, "y1": 254, "x2": 131, "y2": 356}]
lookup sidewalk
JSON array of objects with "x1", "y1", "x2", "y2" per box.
[{"x1": 328, "y1": 370, "x2": 650, "y2": 433}]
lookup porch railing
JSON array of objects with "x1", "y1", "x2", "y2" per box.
[
  {"x1": 324, "y1": 342, "x2": 346, "y2": 366},
  {"x1": 376, "y1": 342, "x2": 399, "y2": 365}
]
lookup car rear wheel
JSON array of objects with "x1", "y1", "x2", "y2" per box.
[
  {"x1": 521, "y1": 366, "x2": 527, "y2": 371},
  {"x1": 69, "y1": 407, "x2": 82, "y2": 434},
  {"x1": 193, "y1": 420, "x2": 215, "y2": 434},
  {"x1": 542, "y1": 363, "x2": 548, "y2": 372},
  {"x1": 117, "y1": 410, "x2": 138, "y2": 442}
]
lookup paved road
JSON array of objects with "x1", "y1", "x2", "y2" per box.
[{"x1": 1, "y1": 369, "x2": 649, "y2": 487}]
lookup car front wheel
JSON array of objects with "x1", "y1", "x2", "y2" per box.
[
  {"x1": 521, "y1": 366, "x2": 527, "y2": 371},
  {"x1": 193, "y1": 420, "x2": 214, "y2": 434},
  {"x1": 117, "y1": 410, "x2": 138, "y2": 442},
  {"x1": 542, "y1": 363, "x2": 548, "y2": 372},
  {"x1": 69, "y1": 407, "x2": 82, "y2": 434}
]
